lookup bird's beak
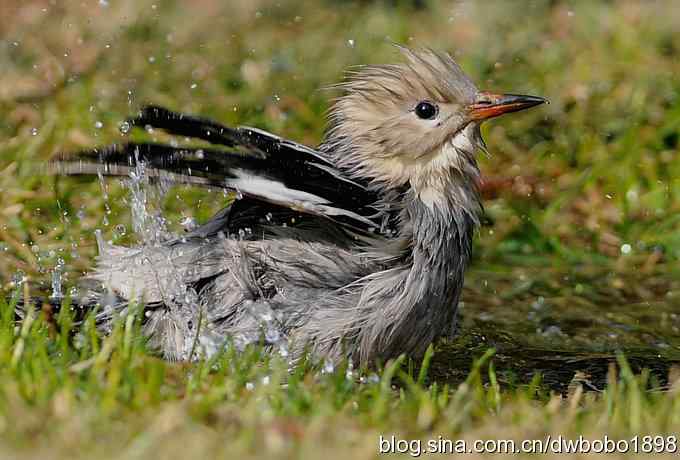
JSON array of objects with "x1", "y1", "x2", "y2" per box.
[{"x1": 469, "y1": 91, "x2": 547, "y2": 121}]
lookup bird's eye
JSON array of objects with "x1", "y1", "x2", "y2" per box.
[{"x1": 414, "y1": 101, "x2": 438, "y2": 120}]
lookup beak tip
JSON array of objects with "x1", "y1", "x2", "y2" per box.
[
  {"x1": 522, "y1": 95, "x2": 549, "y2": 107},
  {"x1": 534, "y1": 95, "x2": 549, "y2": 105}
]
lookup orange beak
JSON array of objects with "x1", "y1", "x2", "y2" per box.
[{"x1": 469, "y1": 91, "x2": 547, "y2": 121}]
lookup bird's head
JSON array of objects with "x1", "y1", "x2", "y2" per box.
[{"x1": 323, "y1": 46, "x2": 545, "y2": 209}]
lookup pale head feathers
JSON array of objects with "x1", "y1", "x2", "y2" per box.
[{"x1": 321, "y1": 46, "x2": 485, "y2": 211}]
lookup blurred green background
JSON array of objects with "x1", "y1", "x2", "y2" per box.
[{"x1": 1, "y1": 1, "x2": 680, "y2": 458}]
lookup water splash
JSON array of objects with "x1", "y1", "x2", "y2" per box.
[
  {"x1": 50, "y1": 258, "x2": 65, "y2": 300},
  {"x1": 322, "y1": 359, "x2": 335, "y2": 374},
  {"x1": 127, "y1": 148, "x2": 171, "y2": 245},
  {"x1": 93, "y1": 144, "x2": 294, "y2": 362},
  {"x1": 180, "y1": 216, "x2": 197, "y2": 232},
  {"x1": 113, "y1": 224, "x2": 127, "y2": 238}
]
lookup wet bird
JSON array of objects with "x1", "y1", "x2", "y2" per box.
[{"x1": 55, "y1": 47, "x2": 546, "y2": 365}]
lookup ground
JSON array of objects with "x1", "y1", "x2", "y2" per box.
[{"x1": 0, "y1": 0, "x2": 679, "y2": 458}]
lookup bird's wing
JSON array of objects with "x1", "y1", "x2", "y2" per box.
[{"x1": 53, "y1": 106, "x2": 391, "y2": 237}]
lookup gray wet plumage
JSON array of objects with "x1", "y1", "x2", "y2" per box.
[{"x1": 54, "y1": 47, "x2": 546, "y2": 366}]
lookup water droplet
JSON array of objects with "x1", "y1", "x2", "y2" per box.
[
  {"x1": 265, "y1": 327, "x2": 280, "y2": 343},
  {"x1": 180, "y1": 216, "x2": 197, "y2": 231},
  {"x1": 345, "y1": 360, "x2": 355, "y2": 380},
  {"x1": 30, "y1": 127, "x2": 39, "y2": 136},
  {"x1": 190, "y1": 82, "x2": 198, "y2": 89},
  {"x1": 114, "y1": 223, "x2": 127, "y2": 236},
  {"x1": 51, "y1": 266, "x2": 63, "y2": 300},
  {"x1": 322, "y1": 360, "x2": 334, "y2": 374},
  {"x1": 94, "y1": 121, "x2": 104, "y2": 129},
  {"x1": 531, "y1": 296, "x2": 545, "y2": 310},
  {"x1": 119, "y1": 121, "x2": 131, "y2": 134},
  {"x1": 620, "y1": 243, "x2": 632, "y2": 255},
  {"x1": 184, "y1": 287, "x2": 198, "y2": 306},
  {"x1": 12, "y1": 270, "x2": 27, "y2": 286},
  {"x1": 347, "y1": 39, "x2": 355, "y2": 48},
  {"x1": 541, "y1": 325, "x2": 564, "y2": 337},
  {"x1": 245, "y1": 382, "x2": 255, "y2": 391}
]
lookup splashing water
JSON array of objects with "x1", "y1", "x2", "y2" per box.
[
  {"x1": 322, "y1": 359, "x2": 335, "y2": 374},
  {"x1": 127, "y1": 148, "x2": 172, "y2": 245},
  {"x1": 118, "y1": 121, "x2": 131, "y2": 134},
  {"x1": 180, "y1": 216, "x2": 197, "y2": 232},
  {"x1": 105, "y1": 148, "x2": 290, "y2": 361},
  {"x1": 50, "y1": 258, "x2": 65, "y2": 300}
]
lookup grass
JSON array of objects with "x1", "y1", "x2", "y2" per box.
[
  {"x1": 1, "y1": 293, "x2": 679, "y2": 459},
  {"x1": 1, "y1": 0, "x2": 680, "y2": 457}
]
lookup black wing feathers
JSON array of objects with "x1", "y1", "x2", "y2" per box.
[
  {"x1": 129, "y1": 105, "x2": 241, "y2": 148},
  {"x1": 56, "y1": 106, "x2": 388, "y2": 236}
]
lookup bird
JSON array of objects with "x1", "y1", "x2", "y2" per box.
[{"x1": 54, "y1": 46, "x2": 546, "y2": 366}]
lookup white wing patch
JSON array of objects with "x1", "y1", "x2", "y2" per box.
[
  {"x1": 227, "y1": 169, "x2": 378, "y2": 229},
  {"x1": 227, "y1": 169, "x2": 330, "y2": 205}
]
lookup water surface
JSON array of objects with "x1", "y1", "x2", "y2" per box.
[{"x1": 432, "y1": 265, "x2": 680, "y2": 392}]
